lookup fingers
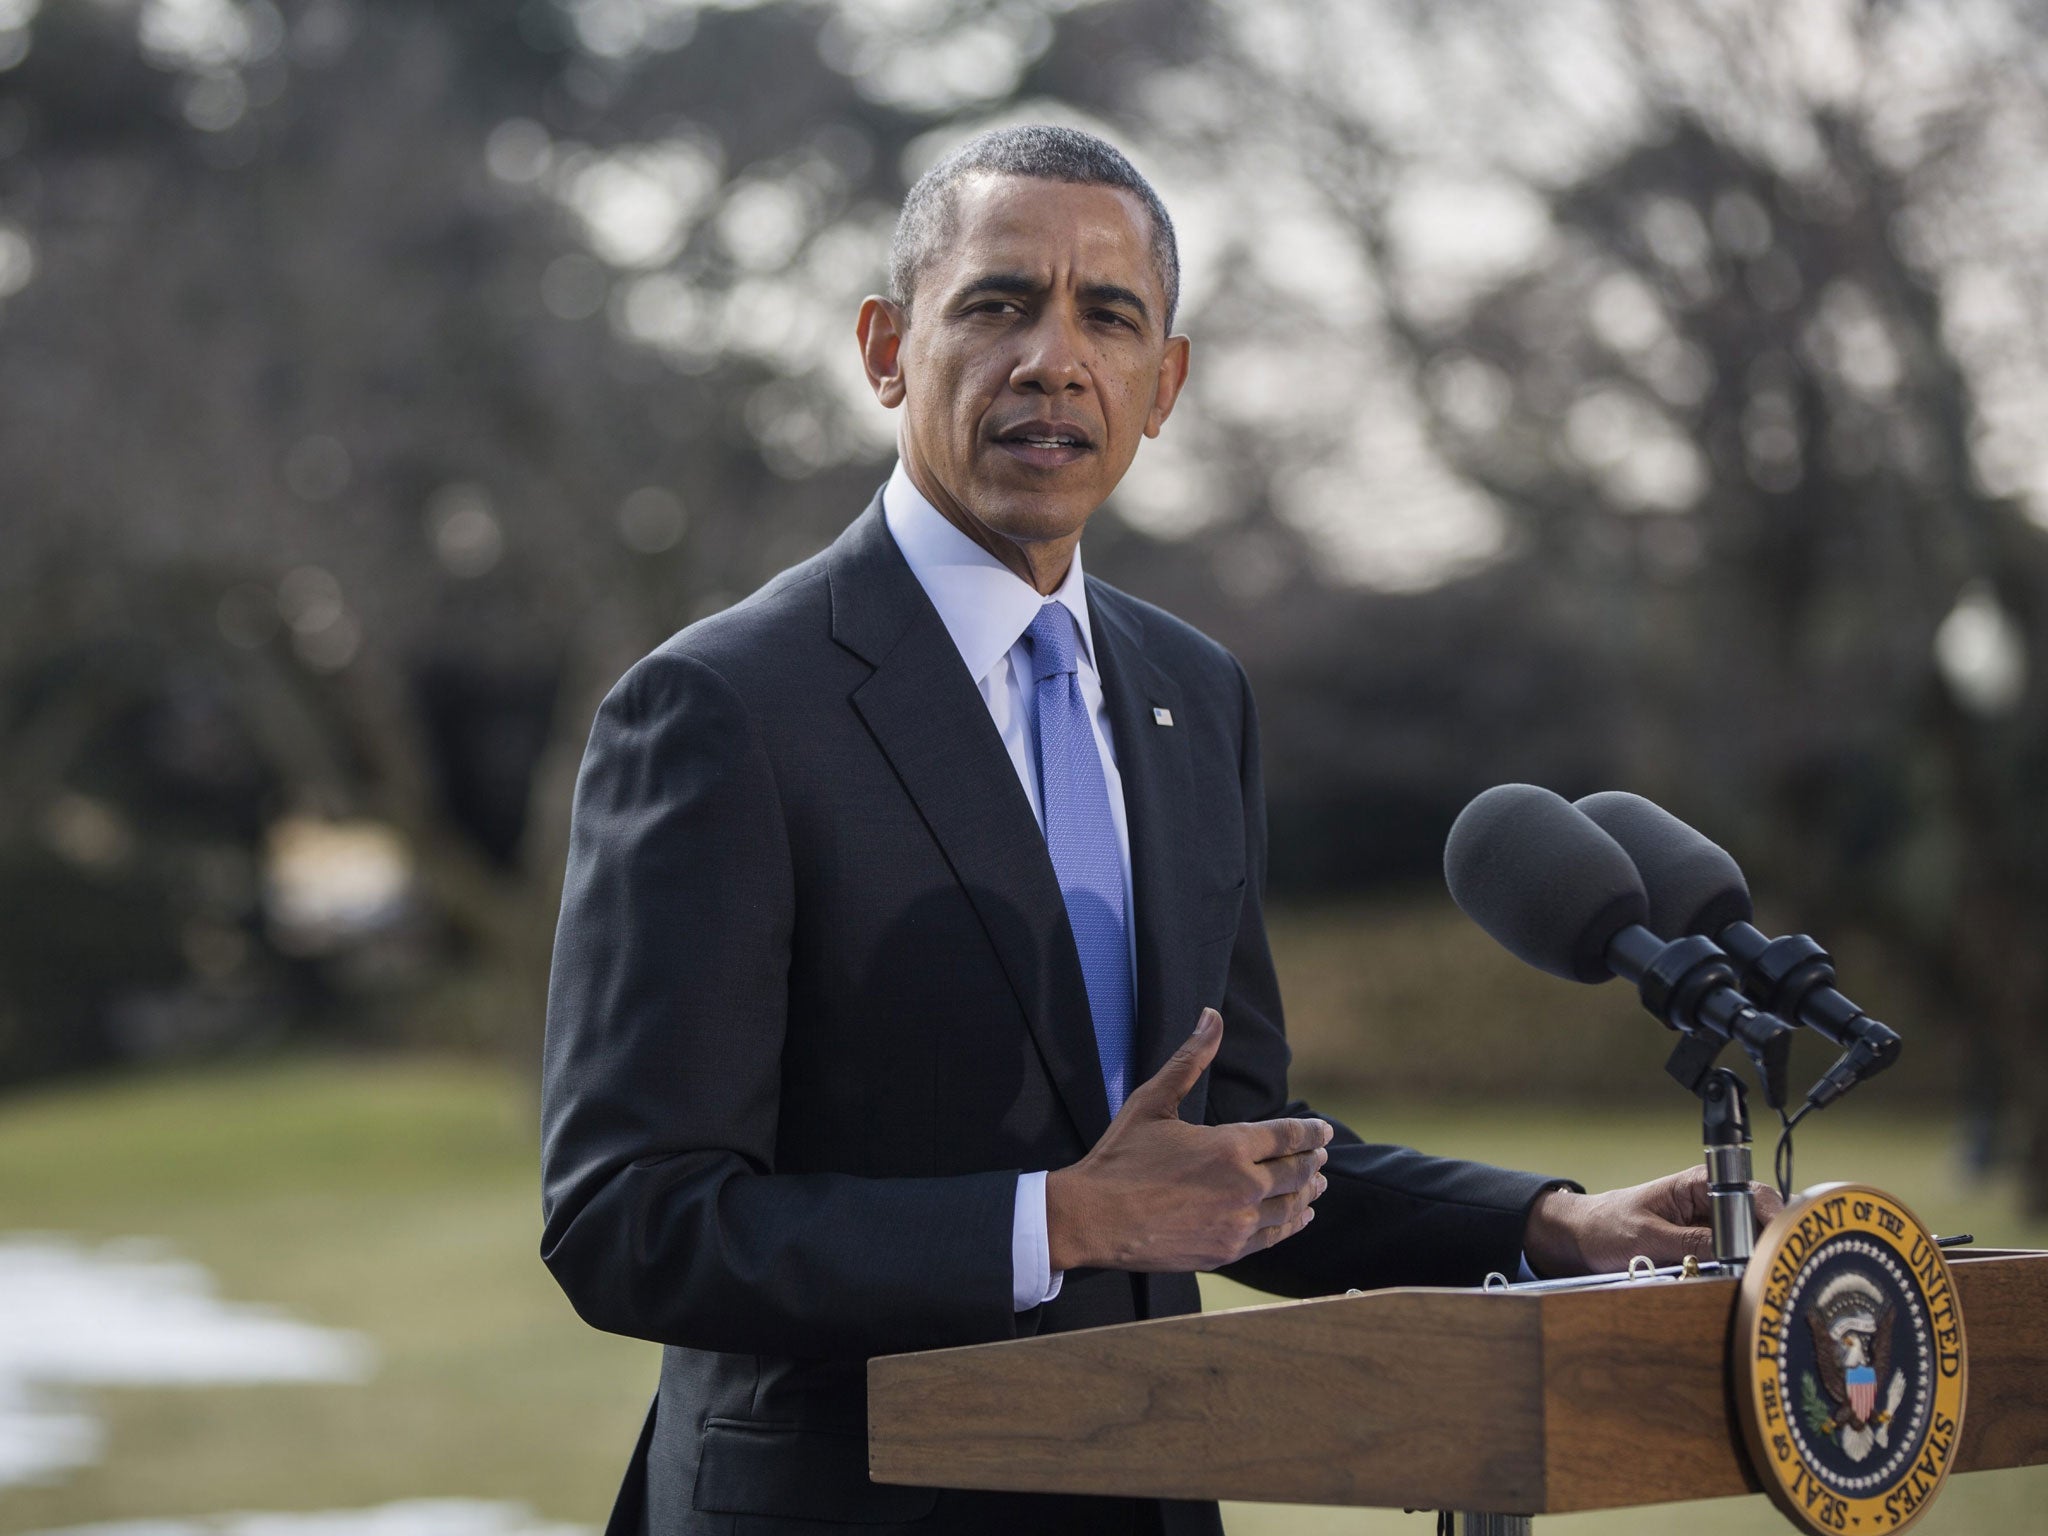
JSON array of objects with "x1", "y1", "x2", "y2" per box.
[
  {"x1": 1609, "y1": 1215, "x2": 1713, "y2": 1271},
  {"x1": 1650, "y1": 1163, "x2": 1712, "y2": 1224},
  {"x1": 1257, "y1": 1168, "x2": 1327, "y2": 1228},
  {"x1": 1121, "y1": 1008, "x2": 1223, "y2": 1119},
  {"x1": 1250, "y1": 1146, "x2": 1327, "y2": 1201},
  {"x1": 1237, "y1": 1115, "x2": 1335, "y2": 1163},
  {"x1": 1256, "y1": 1198, "x2": 1316, "y2": 1249},
  {"x1": 1750, "y1": 1181, "x2": 1786, "y2": 1228},
  {"x1": 1570, "y1": 1167, "x2": 1779, "y2": 1273}
]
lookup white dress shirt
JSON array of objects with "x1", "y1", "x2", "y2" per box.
[{"x1": 882, "y1": 459, "x2": 1135, "y2": 1311}]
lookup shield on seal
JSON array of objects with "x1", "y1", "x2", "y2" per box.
[{"x1": 1847, "y1": 1364, "x2": 1877, "y2": 1424}]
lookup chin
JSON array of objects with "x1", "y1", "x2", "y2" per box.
[
  {"x1": 975, "y1": 471, "x2": 1104, "y2": 533},
  {"x1": 979, "y1": 493, "x2": 1097, "y2": 544}
]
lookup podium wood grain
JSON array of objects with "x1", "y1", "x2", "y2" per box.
[{"x1": 867, "y1": 1251, "x2": 2048, "y2": 1513}]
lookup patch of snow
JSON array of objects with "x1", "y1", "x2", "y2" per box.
[
  {"x1": 0, "y1": 1236, "x2": 373, "y2": 1489},
  {"x1": 17, "y1": 1500, "x2": 587, "y2": 1536}
]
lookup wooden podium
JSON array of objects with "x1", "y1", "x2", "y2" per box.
[{"x1": 868, "y1": 1251, "x2": 2048, "y2": 1527}]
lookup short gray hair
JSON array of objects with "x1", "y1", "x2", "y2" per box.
[{"x1": 889, "y1": 124, "x2": 1181, "y2": 333}]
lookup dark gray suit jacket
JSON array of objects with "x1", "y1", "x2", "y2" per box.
[{"x1": 540, "y1": 493, "x2": 1565, "y2": 1536}]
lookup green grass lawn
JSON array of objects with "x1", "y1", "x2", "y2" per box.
[
  {"x1": 0, "y1": 1058, "x2": 652, "y2": 1532},
  {"x1": 0, "y1": 1055, "x2": 2041, "y2": 1535}
]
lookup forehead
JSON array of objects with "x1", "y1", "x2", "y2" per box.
[{"x1": 933, "y1": 174, "x2": 1162, "y2": 301}]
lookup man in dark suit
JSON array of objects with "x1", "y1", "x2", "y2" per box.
[{"x1": 541, "y1": 125, "x2": 1761, "y2": 1536}]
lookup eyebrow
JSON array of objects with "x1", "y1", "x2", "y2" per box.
[{"x1": 955, "y1": 271, "x2": 1152, "y2": 325}]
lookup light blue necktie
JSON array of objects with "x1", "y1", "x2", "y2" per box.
[{"x1": 1023, "y1": 602, "x2": 1135, "y2": 1115}]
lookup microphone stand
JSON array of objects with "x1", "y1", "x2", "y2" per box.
[
  {"x1": 1664, "y1": 1028, "x2": 1762, "y2": 1273},
  {"x1": 1699, "y1": 1067, "x2": 1756, "y2": 1272},
  {"x1": 1531, "y1": 927, "x2": 1781, "y2": 1288}
]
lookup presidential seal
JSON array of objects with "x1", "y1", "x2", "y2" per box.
[{"x1": 1735, "y1": 1183, "x2": 1967, "y2": 1535}]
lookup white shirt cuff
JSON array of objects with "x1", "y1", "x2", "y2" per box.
[
  {"x1": 1011, "y1": 1170, "x2": 1065, "y2": 1311},
  {"x1": 1515, "y1": 1252, "x2": 1539, "y2": 1283}
]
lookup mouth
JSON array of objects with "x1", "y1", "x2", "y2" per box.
[{"x1": 991, "y1": 420, "x2": 1096, "y2": 469}]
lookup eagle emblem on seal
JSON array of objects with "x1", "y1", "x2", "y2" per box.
[{"x1": 1800, "y1": 1270, "x2": 1908, "y2": 1463}]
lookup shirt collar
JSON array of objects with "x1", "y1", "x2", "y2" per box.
[{"x1": 881, "y1": 458, "x2": 1095, "y2": 685}]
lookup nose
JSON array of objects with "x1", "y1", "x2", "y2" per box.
[{"x1": 1009, "y1": 310, "x2": 1087, "y2": 395}]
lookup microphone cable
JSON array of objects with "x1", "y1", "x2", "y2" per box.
[{"x1": 1772, "y1": 1098, "x2": 1812, "y2": 1203}]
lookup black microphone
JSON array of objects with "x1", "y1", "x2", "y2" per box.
[
  {"x1": 1573, "y1": 791, "x2": 1902, "y2": 1109},
  {"x1": 1444, "y1": 785, "x2": 1793, "y2": 1098}
]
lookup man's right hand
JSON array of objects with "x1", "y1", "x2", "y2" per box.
[{"x1": 1044, "y1": 1008, "x2": 1332, "y2": 1273}]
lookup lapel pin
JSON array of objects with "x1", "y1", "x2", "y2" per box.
[{"x1": 1152, "y1": 707, "x2": 1174, "y2": 727}]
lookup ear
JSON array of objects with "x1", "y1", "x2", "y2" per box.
[
  {"x1": 1143, "y1": 333, "x2": 1192, "y2": 439},
  {"x1": 857, "y1": 296, "x2": 908, "y2": 410}
]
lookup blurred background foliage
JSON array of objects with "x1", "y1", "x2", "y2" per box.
[{"x1": 6, "y1": 2, "x2": 2048, "y2": 1173}]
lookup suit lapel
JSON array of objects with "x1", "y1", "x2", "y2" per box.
[
  {"x1": 1086, "y1": 583, "x2": 1198, "y2": 1100},
  {"x1": 827, "y1": 501, "x2": 1112, "y2": 1147}
]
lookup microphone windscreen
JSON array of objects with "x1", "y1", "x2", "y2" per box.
[
  {"x1": 1443, "y1": 784, "x2": 1647, "y2": 983},
  {"x1": 1573, "y1": 791, "x2": 1753, "y2": 937}
]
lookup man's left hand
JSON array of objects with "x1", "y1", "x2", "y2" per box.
[{"x1": 1522, "y1": 1165, "x2": 1785, "y2": 1277}]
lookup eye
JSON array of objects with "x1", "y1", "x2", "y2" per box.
[{"x1": 1091, "y1": 309, "x2": 1139, "y2": 331}]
